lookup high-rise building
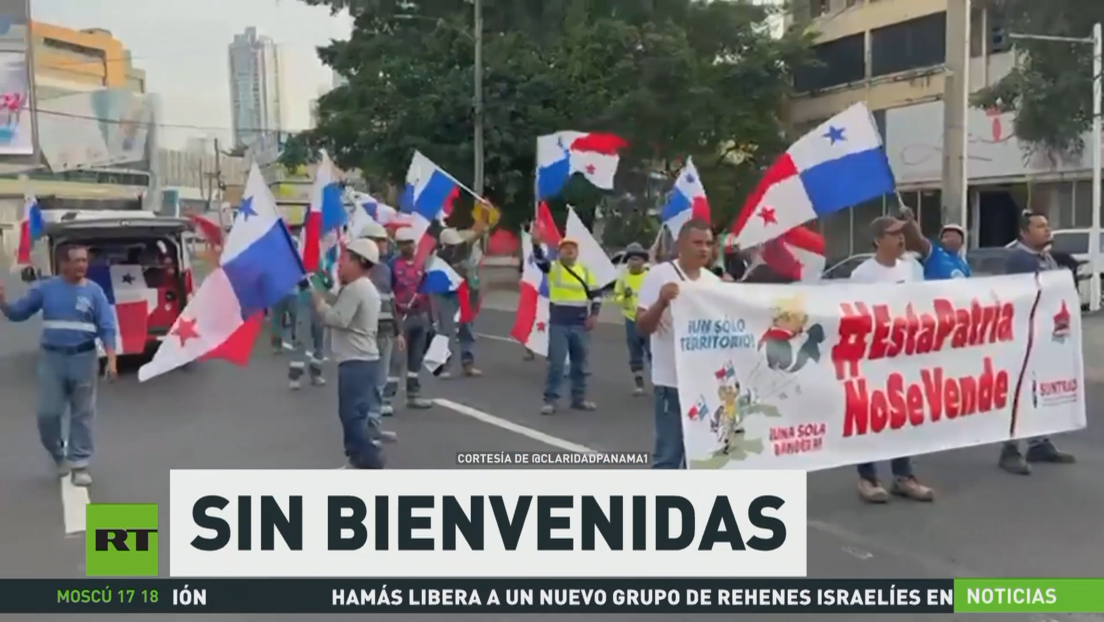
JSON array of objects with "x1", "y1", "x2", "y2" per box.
[{"x1": 227, "y1": 27, "x2": 283, "y2": 149}]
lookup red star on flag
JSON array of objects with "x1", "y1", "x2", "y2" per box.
[
  {"x1": 171, "y1": 317, "x2": 200, "y2": 346},
  {"x1": 585, "y1": 164, "x2": 596, "y2": 174},
  {"x1": 758, "y1": 206, "x2": 778, "y2": 225},
  {"x1": 535, "y1": 321, "x2": 547, "y2": 332}
]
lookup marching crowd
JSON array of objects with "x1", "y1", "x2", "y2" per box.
[{"x1": 0, "y1": 203, "x2": 1082, "y2": 488}]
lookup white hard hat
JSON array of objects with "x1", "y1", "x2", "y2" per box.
[
  {"x1": 394, "y1": 227, "x2": 419, "y2": 243},
  {"x1": 359, "y1": 221, "x2": 388, "y2": 240},
  {"x1": 345, "y1": 238, "x2": 380, "y2": 264},
  {"x1": 439, "y1": 228, "x2": 464, "y2": 245}
]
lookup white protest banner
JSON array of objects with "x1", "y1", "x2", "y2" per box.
[{"x1": 671, "y1": 271, "x2": 1086, "y2": 470}]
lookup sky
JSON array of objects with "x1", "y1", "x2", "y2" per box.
[{"x1": 31, "y1": 0, "x2": 354, "y2": 148}]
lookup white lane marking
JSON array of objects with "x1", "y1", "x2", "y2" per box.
[
  {"x1": 474, "y1": 332, "x2": 515, "y2": 344},
  {"x1": 61, "y1": 476, "x2": 90, "y2": 535},
  {"x1": 434, "y1": 398, "x2": 597, "y2": 454}
]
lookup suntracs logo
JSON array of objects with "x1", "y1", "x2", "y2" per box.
[{"x1": 680, "y1": 317, "x2": 755, "y2": 351}]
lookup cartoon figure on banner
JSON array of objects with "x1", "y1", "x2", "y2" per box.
[
  {"x1": 689, "y1": 361, "x2": 782, "y2": 469},
  {"x1": 754, "y1": 294, "x2": 825, "y2": 399}
]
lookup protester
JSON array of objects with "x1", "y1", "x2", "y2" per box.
[
  {"x1": 636, "y1": 219, "x2": 719, "y2": 469},
  {"x1": 999, "y1": 211, "x2": 1076, "y2": 474},
  {"x1": 613, "y1": 242, "x2": 651, "y2": 396},
  {"x1": 848, "y1": 216, "x2": 934, "y2": 503},
  {"x1": 360, "y1": 222, "x2": 400, "y2": 416},
  {"x1": 390, "y1": 227, "x2": 433, "y2": 409},
  {"x1": 430, "y1": 226, "x2": 485, "y2": 378},
  {"x1": 288, "y1": 274, "x2": 327, "y2": 390},
  {"x1": 310, "y1": 238, "x2": 393, "y2": 469},
  {"x1": 0, "y1": 244, "x2": 116, "y2": 486},
  {"x1": 530, "y1": 231, "x2": 601, "y2": 414},
  {"x1": 897, "y1": 207, "x2": 971, "y2": 280}
]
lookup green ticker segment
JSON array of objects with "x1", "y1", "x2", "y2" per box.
[{"x1": 954, "y1": 578, "x2": 1104, "y2": 613}]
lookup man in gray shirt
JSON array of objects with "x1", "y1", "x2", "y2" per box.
[
  {"x1": 1000, "y1": 211, "x2": 1076, "y2": 474},
  {"x1": 311, "y1": 238, "x2": 390, "y2": 469},
  {"x1": 359, "y1": 222, "x2": 400, "y2": 416}
]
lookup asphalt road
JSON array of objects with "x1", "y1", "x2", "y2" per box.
[{"x1": 1, "y1": 276, "x2": 1102, "y2": 622}]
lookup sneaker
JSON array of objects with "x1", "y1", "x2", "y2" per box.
[
  {"x1": 289, "y1": 379, "x2": 301, "y2": 390},
  {"x1": 540, "y1": 403, "x2": 556, "y2": 415},
  {"x1": 70, "y1": 468, "x2": 92, "y2": 487},
  {"x1": 377, "y1": 430, "x2": 399, "y2": 444},
  {"x1": 310, "y1": 376, "x2": 326, "y2": 387},
  {"x1": 55, "y1": 461, "x2": 71, "y2": 478},
  {"x1": 632, "y1": 387, "x2": 645, "y2": 397},
  {"x1": 570, "y1": 401, "x2": 597, "y2": 411},
  {"x1": 272, "y1": 345, "x2": 284, "y2": 355},
  {"x1": 437, "y1": 371, "x2": 453, "y2": 379},
  {"x1": 381, "y1": 404, "x2": 394, "y2": 417},
  {"x1": 1026, "y1": 440, "x2": 1075, "y2": 464},
  {"x1": 857, "y1": 479, "x2": 889, "y2": 503},
  {"x1": 891, "y1": 476, "x2": 934, "y2": 501},
  {"x1": 462, "y1": 364, "x2": 483, "y2": 377},
  {"x1": 406, "y1": 397, "x2": 433, "y2": 409},
  {"x1": 998, "y1": 447, "x2": 1031, "y2": 475}
]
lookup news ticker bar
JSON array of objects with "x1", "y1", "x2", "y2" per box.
[{"x1": 1, "y1": 578, "x2": 1100, "y2": 614}]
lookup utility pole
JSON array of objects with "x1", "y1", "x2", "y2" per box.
[
  {"x1": 941, "y1": 0, "x2": 971, "y2": 234},
  {"x1": 473, "y1": 0, "x2": 484, "y2": 199},
  {"x1": 213, "y1": 138, "x2": 224, "y2": 228}
]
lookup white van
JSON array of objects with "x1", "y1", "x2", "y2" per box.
[{"x1": 25, "y1": 212, "x2": 198, "y2": 359}]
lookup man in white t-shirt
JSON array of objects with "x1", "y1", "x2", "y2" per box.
[
  {"x1": 849, "y1": 216, "x2": 934, "y2": 503},
  {"x1": 636, "y1": 219, "x2": 721, "y2": 469}
]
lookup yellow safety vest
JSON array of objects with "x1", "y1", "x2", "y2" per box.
[
  {"x1": 548, "y1": 261, "x2": 595, "y2": 306},
  {"x1": 615, "y1": 269, "x2": 648, "y2": 320}
]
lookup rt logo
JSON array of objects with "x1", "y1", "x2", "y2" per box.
[{"x1": 85, "y1": 503, "x2": 159, "y2": 576}]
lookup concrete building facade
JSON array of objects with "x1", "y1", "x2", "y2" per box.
[
  {"x1": 228, "y1": 27, "x2": 283, "y2": 150},
  {"x1": 30, "y1": 22, "x2": 145, "y2": 97},
  {"x1": 787, "y1": 0, "x2": 1095, "y2": 258}
]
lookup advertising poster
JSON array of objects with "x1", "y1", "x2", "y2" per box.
[{"x1": 0, "y1": 10, "x2": 33, "y2": 155}]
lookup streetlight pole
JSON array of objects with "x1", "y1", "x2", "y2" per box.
[
  {"x1": 1009, "y1": 24, "x2": 1102, "y2": 312},
  {"x1": 473, "y1": 0, "x2": 485, "y2": 198},
  {"x1": 1093, "y1": 22, "x2": 1101, "y2": 313}
]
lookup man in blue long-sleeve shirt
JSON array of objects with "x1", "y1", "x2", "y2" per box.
[{"x1": 0, "y1": 245, "x2": 117, "y2": 486}]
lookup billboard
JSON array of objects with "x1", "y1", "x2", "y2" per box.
[
  {"x1": 0, "y1": 5, "x2": 34, "y2": 155},
  {"x1": 37, "y1": 89, "x2": 156, "y2": 171}
]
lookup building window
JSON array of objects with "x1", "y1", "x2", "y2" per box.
[
  {"x1": 812, "y1": 0, "x2": 829, "y2": 17},
  {"x1": 870, "y1": 12, "x2": 946, "y2": 77},
  {"x1": 793, "y1": 33, "x2": 865, "y2": 92}
]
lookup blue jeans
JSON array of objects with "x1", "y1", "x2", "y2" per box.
[
  {"x1": 37, "y1": 349, "x2": 98, "y2": 467},
  {"x1": 289, "y1": 296, "x2": 324, "y2": 381},
  {"x1": 394, "y1": 313, "x2": 430, "y2": 397},
  {"x1": 544, "y1": 323, "x2": 589, "y2": 404},
  {"x1": 431, "y1": 294, "x2": 475, "y2": 369},
  {"x1": 337, "y1": 360, "x2": 385, "y2": 469},
  {"x1": 857, "y1": 458, "x2": 913, "y2": 482},
  {"x1": 270, "y1": 294, "x2": 297, "y2": 347},
  {"x1": 652, "y1": 386, "x2": 685, "y2": 469},
  {"x1": 625, "y1": 318, "x2": 651, "y2": 373}
]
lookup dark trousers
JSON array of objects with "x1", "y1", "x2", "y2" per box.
[{"x1": 337, "y1": 360, "x2": 385, "y2": 469}]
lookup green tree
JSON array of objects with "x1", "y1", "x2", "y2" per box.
[
  {"x1": 292, "y1": 0, "x2": 812, "y2": 233},
  {"x1": 974, "y1": 1, "x2": 1104, "y2": 156}
]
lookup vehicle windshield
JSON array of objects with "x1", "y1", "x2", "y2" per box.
[
  {"x1": 38, "y1": 196, "x2": 144, "y2": 211},
  {"x1": 1049, "y1": 231, "x2": 1104, "y2": 255}
]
